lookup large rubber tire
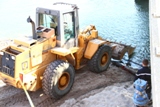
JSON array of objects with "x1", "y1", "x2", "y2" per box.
[
  {"x1": 42, "y1": 60, "x2": 75, "y2": 99},
  {"x1": 88, "y1": 44, "x2": 112, "y2": 73}
]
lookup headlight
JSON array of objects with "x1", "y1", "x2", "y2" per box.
[{"x1": 11, "y1": 56, "x2": 15, "y2": 60}]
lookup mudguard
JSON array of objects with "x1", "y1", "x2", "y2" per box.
[{"x1": 84, "y1": 39, "x2": 106, "y2": 59}]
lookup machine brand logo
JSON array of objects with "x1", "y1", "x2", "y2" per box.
[{"x1": 22, "y1": 61, "x2": 28, "y2": 70}]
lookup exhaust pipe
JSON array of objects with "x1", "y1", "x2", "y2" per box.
[{"x1": 27, "y1": 16, "x2": 37, "y2": 39}]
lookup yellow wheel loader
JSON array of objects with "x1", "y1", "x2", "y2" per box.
[{"x1": 0, "y1": 2, "x2": 135, "y2": 99}]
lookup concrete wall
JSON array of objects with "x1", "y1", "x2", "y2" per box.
[{"x1": 149, "y1": 0, "x2": 160, "y2": 107}]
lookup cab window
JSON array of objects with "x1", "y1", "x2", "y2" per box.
[
  {"x1": 38, "y1": 13, "x2": 58, "y2": 35},
  {"x1": 63, "y1": 12, "x2": 75, "y2": 41}
]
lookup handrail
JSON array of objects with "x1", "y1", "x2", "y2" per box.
[{"x1": 53, "y1": 2, "x2": 78, "y2": 9}]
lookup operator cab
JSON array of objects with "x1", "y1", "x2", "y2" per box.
[{"x1": 36, "y1": 2, "x2": 79, "y2": 49}]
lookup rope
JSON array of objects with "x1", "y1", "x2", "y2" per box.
[
  {"x1": 19, "y1": 79, "x2": 35, "y2": 107},
  {"x1": 122, "y1": 58, "x2": 142, "y2": 67}
]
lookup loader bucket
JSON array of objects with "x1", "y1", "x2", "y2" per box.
[{"x1": 109, "y1": 42, "x2": 135, "y2": 60}]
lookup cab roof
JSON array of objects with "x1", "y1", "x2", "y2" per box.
[{"x1": 36, "y1": 2, "x2": 78, "y2": 13}]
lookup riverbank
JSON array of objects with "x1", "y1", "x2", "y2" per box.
[
  {"x1": 0, "y1": 64, "x2": 136, "y2": 107},
  {"x1": 0, "y1": 65, "x2": 153, "y2": 107}
]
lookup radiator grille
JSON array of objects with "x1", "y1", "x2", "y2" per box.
[{"x1": 0, "y1": 52, "x2": 15, "y2": 77}]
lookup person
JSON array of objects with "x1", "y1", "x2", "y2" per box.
[{"x1": 134, "y1": 59, "x2": 152, "y2": 105}]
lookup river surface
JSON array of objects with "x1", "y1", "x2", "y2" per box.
[{"x1": 0, "y1": 0, "x2": 149, "y2": 68}]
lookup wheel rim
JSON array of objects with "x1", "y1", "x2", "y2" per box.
[
  {"x1": 58, "y1": 72, "x2": 70, "y2": 90},
  {"x1": 101, "y1": 53, "x2": 109, "y2": 66}
]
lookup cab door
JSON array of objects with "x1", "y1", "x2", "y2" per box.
[{"x1": 62, "y1": 12, "x2": 75, "y2": 49}]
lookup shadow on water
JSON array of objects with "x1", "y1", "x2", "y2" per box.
[{"x1": 135, "y1": 0, "x2": 149, "y2": 11}]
